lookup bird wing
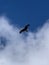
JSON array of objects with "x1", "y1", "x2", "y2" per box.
[{"x1": 19, "y1": 28, "x2": 25, "y2": 33}]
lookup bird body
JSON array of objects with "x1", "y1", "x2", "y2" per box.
[{"x1": 19, "y1": 24, "x2": 30, "y2": 33}]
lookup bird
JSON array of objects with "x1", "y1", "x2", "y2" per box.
[{"x1": 19, "y1": 24, "x2": 30, "y2": 33}]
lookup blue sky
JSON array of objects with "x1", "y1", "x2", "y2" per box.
[
  {"x1": 0, "y1": 0, "x2": 49, "y2": 31},
  {"x1": 0, "y1": 1, "x2": 49, "y2": 64}
]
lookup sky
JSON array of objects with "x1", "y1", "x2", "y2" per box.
[
  {"x1": 0, "y1": 0, "x2": 49, "y2": 31},
  {"x1": 0, "y1": 16, "x2": 49, "y2": 65},
  {"x1": 0, "y1": 0, "x2": 49, "y2": 65}
]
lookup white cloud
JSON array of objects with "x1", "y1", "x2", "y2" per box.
[{"x1": 0, "y1": 16, "x2": 49, "y2": 65}]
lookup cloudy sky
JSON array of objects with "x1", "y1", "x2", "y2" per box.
[{"x1": 0, "y1": 0, "x2": 49, "y2": 65}]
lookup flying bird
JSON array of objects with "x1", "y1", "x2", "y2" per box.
[{"x1": 19, "y1": 24, "x2": 30, "y2": 33}]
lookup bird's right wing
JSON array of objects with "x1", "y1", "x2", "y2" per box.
[{"x1": 19, "y1": 28, "x2": 24, "y2": 33}]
